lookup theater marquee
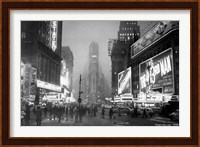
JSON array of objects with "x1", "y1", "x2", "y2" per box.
[{"x1": 139, "y1": 48, "x2": 174, "y2": 94}]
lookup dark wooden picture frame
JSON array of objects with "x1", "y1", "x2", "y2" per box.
[{"x1": 1, "y1": 1, "x2": 198, "y2": 145}]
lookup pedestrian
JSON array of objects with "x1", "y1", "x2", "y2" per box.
[
  {"x1": 43, "y1": 105, "x2": 48, "y2": 118},
  {"x1": 70, "y1": 106, "x2": 74, "y2": 119},
  {"x1": 79, "y1": 106, "x2": 83, "y2": 122},
  {"x1": 101, "y1": 106, "x2": 105, "y2": 118},
  {"x1": 36, "y1": 105, "x2": 42, "y2": 126},
  {"x1": 74, "y1": 107, "x2": 78, "y2": 123},
  {"x1": 109, "y1": 107, "x2": 113, "y2": 119},
  {"x1": 134, "y1": 107, "x2": 138, "y2": 117},
  {"x1": 57, "y1": 105, "x2": 62, "y2": 123},
  {"x1": 65, "y1": 106, "x2": 69, "y2": 121},
  {"x1": 93, "y1": 106, "x2": 97, "y2": 117},
  {"x1": 52, "y1": 105, "x2": 56, "y2": 120},
  {"x1": 24, "y1": 103, "x2": 30, "y2": 126},
  {"x1": 118, "y1": 107, "x2": 121, "y2": 117},
  {"x1": 143, "y1": 108, "x2": 147, "y2": 118}
]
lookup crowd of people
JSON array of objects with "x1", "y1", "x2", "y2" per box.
[
  {"x1": 21, "y1": 100, "x2": 155, "y2": 126},
  {"x1": 21, "y1": 101, "x2": 103, "y2": 126}
]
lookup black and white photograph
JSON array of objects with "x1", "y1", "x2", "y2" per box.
[{"x1": 20, "y1": 20, "x2": 179, "y2": 127}]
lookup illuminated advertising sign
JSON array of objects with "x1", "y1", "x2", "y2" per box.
[
  {"x1": 37, "y1": 80, "x2": 61, "y2": 92},
  {"x1": 30, "y1": 68, "x2": 37, "y2": 95},
  {"x1": 38, "y1": 21, "x2": 58, "y2": 52},
  {"x1": 23, "y1": 64, "x2": 31, "y2": 97},
  {"x1": 60, "y1": 60, "x2": 70, "y2": 89},
  {"x1": 139, "y1": 48, "x2": 174, "y2": 94},
  {"x1": 118, "y1": 67, "x2": 132, "y2": 95},
  {"x1": 131, "y1": 21, "x2": 179, "y2": 58}
]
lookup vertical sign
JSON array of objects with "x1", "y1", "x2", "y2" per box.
[
  {"x1": 51, "y1": 21, "x2": 57, "y2": 52},
  {"x1": 30, "y1": 67, "x2": 37, "y2": 96},
  {"x1": 23, "y1": 64, "x2": 31, "y2": 97}
]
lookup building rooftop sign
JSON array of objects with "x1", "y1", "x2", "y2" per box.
[{"x1": 131, "y1": 21, "x2": 179, "y2": 58}]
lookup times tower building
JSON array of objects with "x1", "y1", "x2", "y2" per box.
[{"x1": 88, "y1": 41, "x2": 99, "y2": 102}]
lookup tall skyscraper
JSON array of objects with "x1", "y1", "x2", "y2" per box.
[
  {"x1": 88, "y1": 41, "x2": 99, "y2": 102},
  {"x1": 118, "y1": 21, "x2": 140, "y2": 42}
]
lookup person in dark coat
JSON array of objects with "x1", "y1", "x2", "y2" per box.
[
  {"x1": 143, "y1": 108, "x2": 147, "y2": 118},
  {"x1": 118, "y1": 107, "x2": 121, "y2": 117},
  {"x1": 74, "y1": 107, "x2": 79, "y2": 123},
  {"x1": 57, "y1": 105, "x2": 62, "y2": 123},
  {"x1": 70, "y1": 106, "x2": 74, "y2": 119},
  {"x1": 48, "y1": 105, "x2": 53, "y2": 120},
  {"x1": 109, "y1": 107, "x2": 113, "y2": 119},
  {"x1": 36, "y1": 106, "x2": 42, "y2": 126},
  {"x1": 101, "y1": 107, "x2": 105, "y2": 118},
  {"x1": 65, "y1": 106, "x2": 69, "y2": 121},
  {"x1": 43, "y1": 105, "x2": 48, "y2": 118},
  {"x1": 24, "y1": 103, "x2": 30, "y2": 126},
  {"x1": 93, "y1": 106, "x2": 97, "y2": 117}
]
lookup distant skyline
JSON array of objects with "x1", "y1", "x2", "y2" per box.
[{"x1": 62, "y1": 21, "x2": 158, "y2": 94}]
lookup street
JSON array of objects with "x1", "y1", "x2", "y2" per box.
[{"x1": 26, "y1": 107, "x2": 178, "y2": 126}]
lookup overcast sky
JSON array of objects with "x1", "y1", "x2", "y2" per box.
[{"x1": 62, "y1": 21, "x2": 157, "y2": 93}]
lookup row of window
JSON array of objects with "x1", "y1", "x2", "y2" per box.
[
  {"x1": 127, "y1": 22, "x2": 136, "y2": 25},
  {"x1": 122, "y1": 27, "x2": 136, "y2": 31},
  {"x1": 119, "y1": 37, "x2": 131, "y2": 41},
  {"x1": 120, "y1": 33, "x2": 135, "y2": 36}
]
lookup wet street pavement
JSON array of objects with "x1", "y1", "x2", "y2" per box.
[{"x1": 26, "y1": 108, "x2": 178, "y2": 126}]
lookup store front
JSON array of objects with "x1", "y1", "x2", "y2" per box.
[{"x1": 36, "y1": 80, "x2": 62, "y2": 104}]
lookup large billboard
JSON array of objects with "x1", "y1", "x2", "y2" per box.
[
  {"x1": 30, "y1": 67, "x2": 37, "y2": 95},
  {"x1": 23, "y1": 64, "x2": 31, "y2": 97},
  {"x1": 139, "y1": 48, "x2": 174, "y2": 94},
  {"x1": 60, "y1": 60, "x2": 70, "y2": 89},
  {"x1": 118, "y1": 67, "x2": 132, "y2": 95}
]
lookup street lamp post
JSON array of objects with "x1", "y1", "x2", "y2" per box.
[{"x1": 78, "y1": 75, "x2": 83, "y2": 122}]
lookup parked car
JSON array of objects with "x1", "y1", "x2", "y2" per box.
[
  {"x1": 169, "y1": 109, "x2": 179, "y2": 121},
  {"x1": 137, "y1": 107, "x2": 154, "y2": 117},
  {"x1": 146, "y1": 108, "x2": 154, "y2": 117},
  {"x1": 113, "y1": 107, "x2": 131, "y2": 116},
  {"x1": 151, "y1": 107, "x2": 162, "y2": 115}
]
